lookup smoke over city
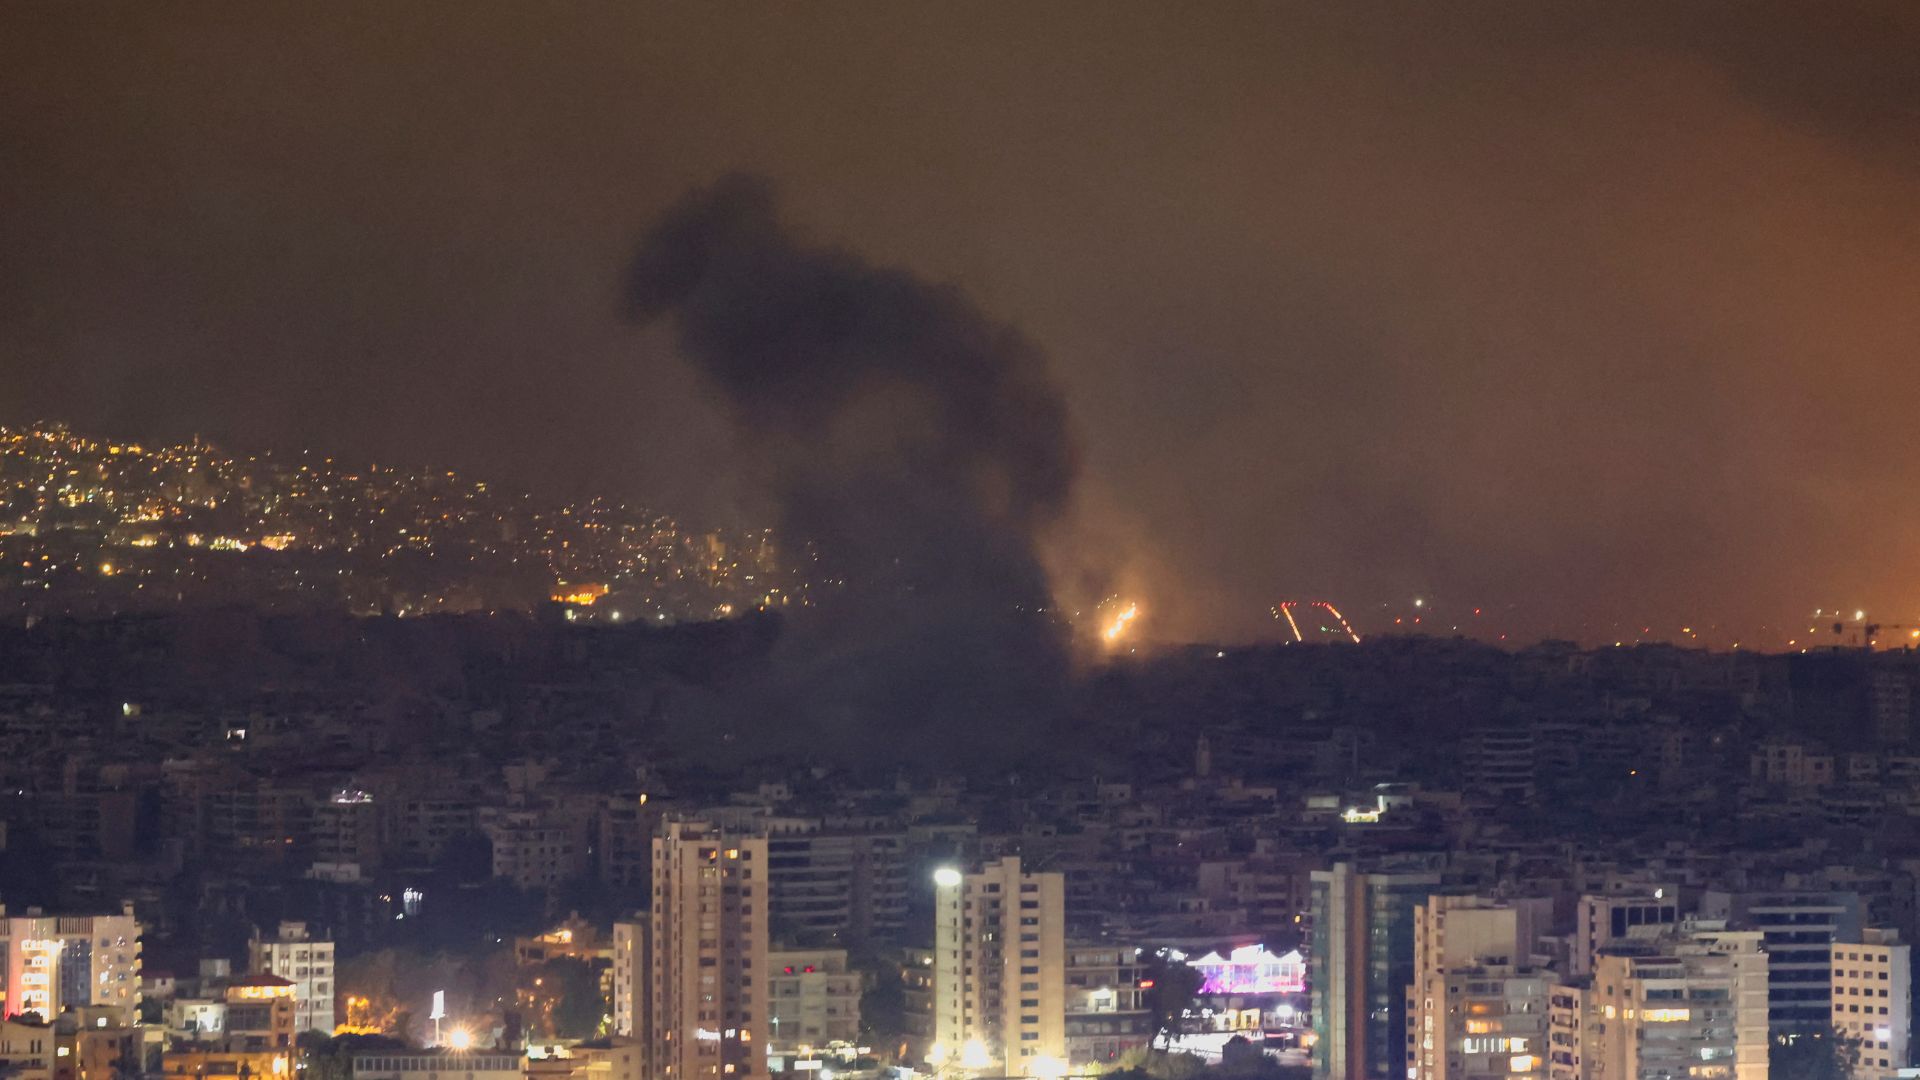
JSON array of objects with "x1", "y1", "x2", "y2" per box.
[{"x1": 627, "y1": 175, "x2": 1080, "y2": 759}]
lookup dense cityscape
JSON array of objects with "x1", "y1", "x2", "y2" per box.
[
  {"x1": 7, "y1": 7, "x2": 1918, "y2": 1080},
  {"x1": 2, "y1": 600, "x2": 1919, "y2": 1080},
  {"x1": 0, "y1": 423, "x2": 806, "y2": 624}
]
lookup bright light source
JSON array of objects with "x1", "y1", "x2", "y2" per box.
[
  {"x1": 961, "y1": 1040, "x2": 991, "y2": 1070},
  {"x1": 447, "y1": 1028, "x2": 474, "y2": 1051},
  {"x1": 1030, "y1": 1055, "x2": 1067, "y2": 1080},
  {"x1": 933, "y1": 867, "x2": 964, "y2": 888},
  {"x1": 1413, "y1": 597, "x2": 1424, "y2": 607},
  {"x1": 927, "y1": 1042, "x2": 950, "y2": 1067}
]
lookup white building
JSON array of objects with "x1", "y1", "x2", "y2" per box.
[
  {"x1": 248, "y1": 921, "x2": 335, "y2": 1035},
  {"x1": 1587, "y1": 924, "x2": 1768, "y2": 1080},
  {"x1": 933, "y1": 857, "x2": 1066, "y2": 1073},
  {"x1": 0, "y1": 902, "x2": 142, "y2": 1026},
  {"x1": 765, "y1": 949, "x2": 861, "y2": 1057},
  {"x1": 1407, "y1": 896, "x2": 1555, "y2": 1080},
  {"x1": 1830, "y1": 928, "x2": 1911, "y2": 1080}
]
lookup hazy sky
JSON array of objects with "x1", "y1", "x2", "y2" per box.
[{"x1": 5, "y1": 4, "x2": 1920, "y2": 643}]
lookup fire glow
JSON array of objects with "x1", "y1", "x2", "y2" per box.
[{"x1": 1102, "y1": 602, "x2": 1139, "y2": 644}]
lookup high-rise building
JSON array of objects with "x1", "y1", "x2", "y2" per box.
[
  {"x1": 1587, "y1": 924, "x2": 1768, "y2": 1080},
  {"x1": 933, "y1": 857, "x2": 1066, "y2": 1073},
  {"x1": 0, "y1": 903, "x2": 142, "y2": 1026},
  {"x1": 1830, "y1": 928, "x2": 1911, "y2": 1080},
  {"x1": 1309, "y1": 864, "x2": 1441, "y2": 1080},
  {"x1": 1700, "y1": 890, "x2": 1863, "y2": 1032},
  {"x1": 646, "y1": 819, "x2": 768, "y2": 1080},
  {"x1": 1407, "y1": 896, "x2": 1555, "y2": 1080},
  {"x1": 248, "y1": 921, "x2": 336, "y2": 1035},
  {"x1": 765, "y1": 831, "x2": 907, "y2": 946}
]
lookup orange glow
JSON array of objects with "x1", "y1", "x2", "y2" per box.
[
  {"x1": 1102, "y1": 602, "x2": 1139, "y2": 644},
  {"x1": 551, "y1": 583, "x2": 609, "y2": 606}
]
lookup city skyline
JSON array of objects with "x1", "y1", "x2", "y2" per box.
[{"x1": 9, "y1": 6, "x2": 1920, "y2": 642}]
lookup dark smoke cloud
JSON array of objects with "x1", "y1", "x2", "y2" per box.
[{"x1": 627, "y1": 175, "x2": 1079, "y2": 759}]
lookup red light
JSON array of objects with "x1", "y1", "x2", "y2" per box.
[
  {"x1": 803, "y1": 966, "x2": 815, "y2": 973},
  {"x1": 783, "y1": 967, "x2": 793, "y2": 974}
]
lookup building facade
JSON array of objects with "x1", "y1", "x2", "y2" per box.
[
  {"x1": 1407, "y1": 896, "x2": 1555, "y2": 1080},
  {"x1": 1830, "y1": 928, "x2": 1911, "y2": 1080},
  {"x1": 1587, "y1": 927, "x2": 1768, "y2": 1080},
  {"x1": 1309, "y1": 865, "x2": 1441, "y2": 1080},
  {"x1": 933, "y1": 857, "x2": 1067, "y2": 1073},
  {"x1": 0, "y1": 904, "x2": 142, "y2": 1027},
  {"x1": 247, "y1": 921, "x2": 335, "y2": 1035},
  {"x1": 647, "y1": 819, "x2": 769, "y2": 1080},
  {"x1": 765, "y1": 949, "x2": 861, "y2": 1057}
]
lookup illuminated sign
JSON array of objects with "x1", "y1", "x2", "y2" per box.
[{"x1": 1642, "y1": 1009, "x2": 1691, "y2": 1023}]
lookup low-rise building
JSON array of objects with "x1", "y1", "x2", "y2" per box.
[{"x1": 767, "y1": 949, "x2": 862, "y2": 1058}]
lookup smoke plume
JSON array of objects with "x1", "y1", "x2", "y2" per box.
[{"x1": 627, "y1": 175, "x2": 1079, "y2": 761}]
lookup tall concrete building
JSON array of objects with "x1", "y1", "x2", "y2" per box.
[
  {"x1": 1701, "y1": 890, "x2": 1863, "y2": 1032},
  {"x1": 1407, "y1": 896, "x2": 1555, "y2": 1080},
  {"x1": 1310, "y1": 864, "x2": 1441, "y2": 1080},
  {"x1": 647, "y1": 820, "x2": 769, "y2": 1080},
  {"x1": 0, "y1": 903, "x2": 142, "y2": 1026},
  {"x1": 1587, "y1": 924, "x2": 1769, "y2": 1080},
  {"x1": 1830, "y1": 928, "x2": 1911, "y2": 1080},
  {"x1": 765, "y1": 831, "x2": 907, "y2": 946},
  {"x1": 933, "y1": 857, "x2": 1066, "y2": 1073},
  {"x1": 247, "y1": 921, "x2": 336, "y2": 1035}
]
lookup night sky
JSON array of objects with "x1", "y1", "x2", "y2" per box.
[{"x1": 6, "y1": 4, "x2": 1920, "y2": 644}]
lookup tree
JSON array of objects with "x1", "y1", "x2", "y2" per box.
[
  {"x1": 1110, "y1": 1048, "x2": 1208, "y2": 1080},
  {"x1": 1771, "y1": 1029, "x2": 1857, "y2": 1080},
  {"x1": 1217, "y1": 1037, "x2": 1283, "y2": 1080},
  {"x1": 1141, "y1": 951, "x2": 1205, "y2": 1049},
  {"x1": 542, "y1": 956, "x2": 607, "y2": 1040}
]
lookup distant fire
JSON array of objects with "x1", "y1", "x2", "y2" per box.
[{"x1": 1102, "y1": 601, "x2": 1140, "y2": 644}]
